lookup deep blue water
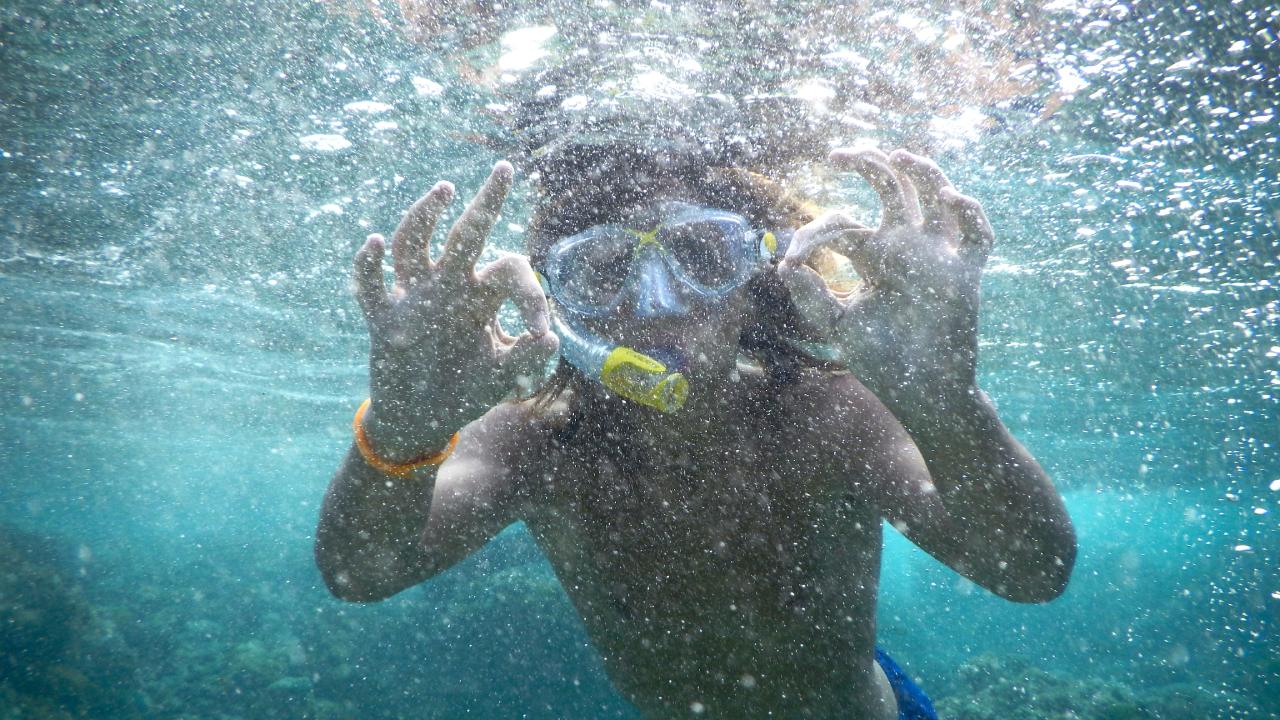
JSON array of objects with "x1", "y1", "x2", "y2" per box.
[{"x1": 2, "y1": 1, "x2": 1277, "y2": 718}]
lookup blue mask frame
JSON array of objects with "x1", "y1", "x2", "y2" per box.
[{"x1": 543, "y1": 202, "x2": 783, "y2": 318}]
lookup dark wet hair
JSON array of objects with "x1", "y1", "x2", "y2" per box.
[{"x1": 525, "y1": 147, "x2": 839, "y2": 413}]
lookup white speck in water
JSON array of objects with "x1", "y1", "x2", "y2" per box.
[
  {"x1": 373, "y1": 121, "x2": 398, "y2": 132},
  {"x1": 299, "y1": 134, "x2": 352, "y2": 152},
  {"x1": 689, "y1": 701, "x2": 705, "y2": 714},
  {"x1": 343, "y1": 100, "x2": 393, "y2": 114},
  {"x1": 896, "y1": 12, "x2": 940, "y2": 43},
  {"x1": 1233, "y1": 544, "x2": 1252, "y2": 552},
  {"x1": 821, "y1": 49, "x2": 870, "y2": 70},
  {"x1": 499, "y1": 25, "x2": 557, "y2": 72},
  {"x1": 1057, "y1": 65, "x2": 1089, "y2": 94},
  {"x1": 631, "y1": 70, "x2": 695, "y2": 100},
  {"x1": 561, "y1": 95, "x2": 589, "y2": 111},
  {"x1": 793, "y1": 78, "x2": 837, "y2": 108},
  {"x1": 412, "y1": 76, "x2": 444, "y2": 96},
  {"x1": 1269, "y1": 479, "x2": 1280, "y2": 491},
  {"x1": 739, "y1": 674, "x2": 756, "y2": 689},
  {"x1": 928, "y1": 107, "x2": 989, "y2": 148}
]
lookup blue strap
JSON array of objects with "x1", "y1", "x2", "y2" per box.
[{"x1": 875, "y1": 647, "x2": 939, "y2": 720}]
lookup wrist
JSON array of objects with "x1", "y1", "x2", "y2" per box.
[
  {"x1": 361, "y1": 397, "x2": 459, "y2": 464},
  {"x1": 882, "y1": 382, "x2": 989, "y2": 434}
]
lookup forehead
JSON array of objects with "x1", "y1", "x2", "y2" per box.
[{"x1": 612, "y1": 200, "x2": 743, "y2": 230}]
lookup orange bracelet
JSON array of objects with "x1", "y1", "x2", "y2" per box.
[{"x1": 352, "y1": 398, "x2": 459, "y2": 477}]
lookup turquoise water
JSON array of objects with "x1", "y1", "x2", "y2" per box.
[{"x1": 2, "y1": 1, "x2": 1276, "y2": 718}]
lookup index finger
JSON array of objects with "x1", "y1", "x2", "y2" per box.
[
  {"x1": 941, "y1": 187, "x2": 995, "y2": 265},
  {"x1": 439, "y1": 161, "x2": 514, "y2": 277},
  {"x1": 830, "y1": 149, "x2": 911, "y2": 228},
  {"x1": 889, "y1": 149, "x2": 953, "y2": 228}
]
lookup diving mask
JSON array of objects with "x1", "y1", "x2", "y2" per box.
[
  {"x1": 539, "y1": 203, "x2": 785, "y2": 414},
  {"x1": 543, "y1": 202, "x2": 782, "y2": 318}
]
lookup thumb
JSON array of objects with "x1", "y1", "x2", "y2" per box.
[
  {"x1": 777, "y1": 262, "x2": 840, "y2": 336},
  {"x1": 784, "y1": 210, "x2": 867, "y2": 267}
]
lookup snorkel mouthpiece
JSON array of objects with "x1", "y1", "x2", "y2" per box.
[
  {"x1": 551, "y1": 314, "x2": 689, "y2": 413},
  {"x1": 601, "y1": 347, "x2": 689, "y2": 414}
]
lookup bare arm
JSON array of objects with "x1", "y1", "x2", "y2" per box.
[
  {"x1": 314, "y1": 161, "x2": 557, "y2": 602},
  {"x1": 316, "y1": 403, "x2": 537, "y2": 602},
  {"x1": 783, "y1": 149, "x2": 1075, "y2": 602},
  {"x1": 316, "y1": 443, "x2": 441, "y2": 601},
  {"x1": 868, "y1": 390, "x2": 1075, "y2": 603}
]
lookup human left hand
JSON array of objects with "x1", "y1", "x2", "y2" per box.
[{"x1": 778, "y1": 148, "x2": 995, "y2": 418}]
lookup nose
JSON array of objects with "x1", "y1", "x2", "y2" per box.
[{"x1": 626, "y1": 246, "x2": 689, "y2": 318}]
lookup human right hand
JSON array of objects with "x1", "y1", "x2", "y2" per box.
[
  {"x1": 353, "y1": 161, "x2": 558, "y2": 460},
  {"x1": 778, "y1": 149, "x2": 993, "y2": 418}
]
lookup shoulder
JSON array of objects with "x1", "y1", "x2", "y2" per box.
[
  {"x1": 777, "y1": 369, "x2": 905, "y2": 445},
  {"x1": 770, "y1": 370, "x2": 922, "y2": 487},
  {"x1": 449, "y1": 394, "x2": 574, "y2": 485},
  {"x1": 455, "y1": 394, "x2": 573, "y2": 459}
]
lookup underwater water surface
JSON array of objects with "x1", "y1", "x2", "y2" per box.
[{"x1": 1, "y1": 0, "x2": 1277, "y2": 718}]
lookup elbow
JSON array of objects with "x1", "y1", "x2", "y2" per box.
[
  {"x1": 999, "y1": 541, "x2": 1077, "y2": 604},
  {"x1": 315, "y1": 539, "x2": 397, "y2": 603},
  {"x1": 320, "y1": 567, "x2": 391, "y2": 603},
  {"x1": 998, "y1": 568, "x2": 1071, "y2": 604}
]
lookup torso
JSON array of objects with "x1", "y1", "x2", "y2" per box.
[{"x1": 518, "y1": 370, "x2": 901, "y2": 719}]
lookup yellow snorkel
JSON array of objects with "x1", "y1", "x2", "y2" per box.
[{"x1": 551, "y1": 314, "x2": 689, "y2": 413}]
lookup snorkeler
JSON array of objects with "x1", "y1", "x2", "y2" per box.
[{"x1": 315, "y1": 148, "x2": 1077, "y2": 719}]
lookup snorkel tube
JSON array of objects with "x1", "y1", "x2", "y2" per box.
[{"x1": 551, "y1": 314, "x2": 689, "y2": 414}]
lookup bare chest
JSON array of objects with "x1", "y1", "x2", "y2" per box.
[{"x1": 526, "y1": 442, "x2": 886, "y2": 716}]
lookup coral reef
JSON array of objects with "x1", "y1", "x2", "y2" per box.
[
  {"x1": 936, "y1": 654, "x2": 1264, "y2": 720},
  {"x1": 0, "y1": 524, "x2": 143, "y2": 719},
  {"x1": 4, "y1": 522, "x2": 1268, "y2": 720}
]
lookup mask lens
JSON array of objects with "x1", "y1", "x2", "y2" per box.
[
  {"x1": 550, "y1": 228, "x2": 633, "y2": 309},
  {"x1": 663, "y1": 220, "x2": 743, "y2": 289}
]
